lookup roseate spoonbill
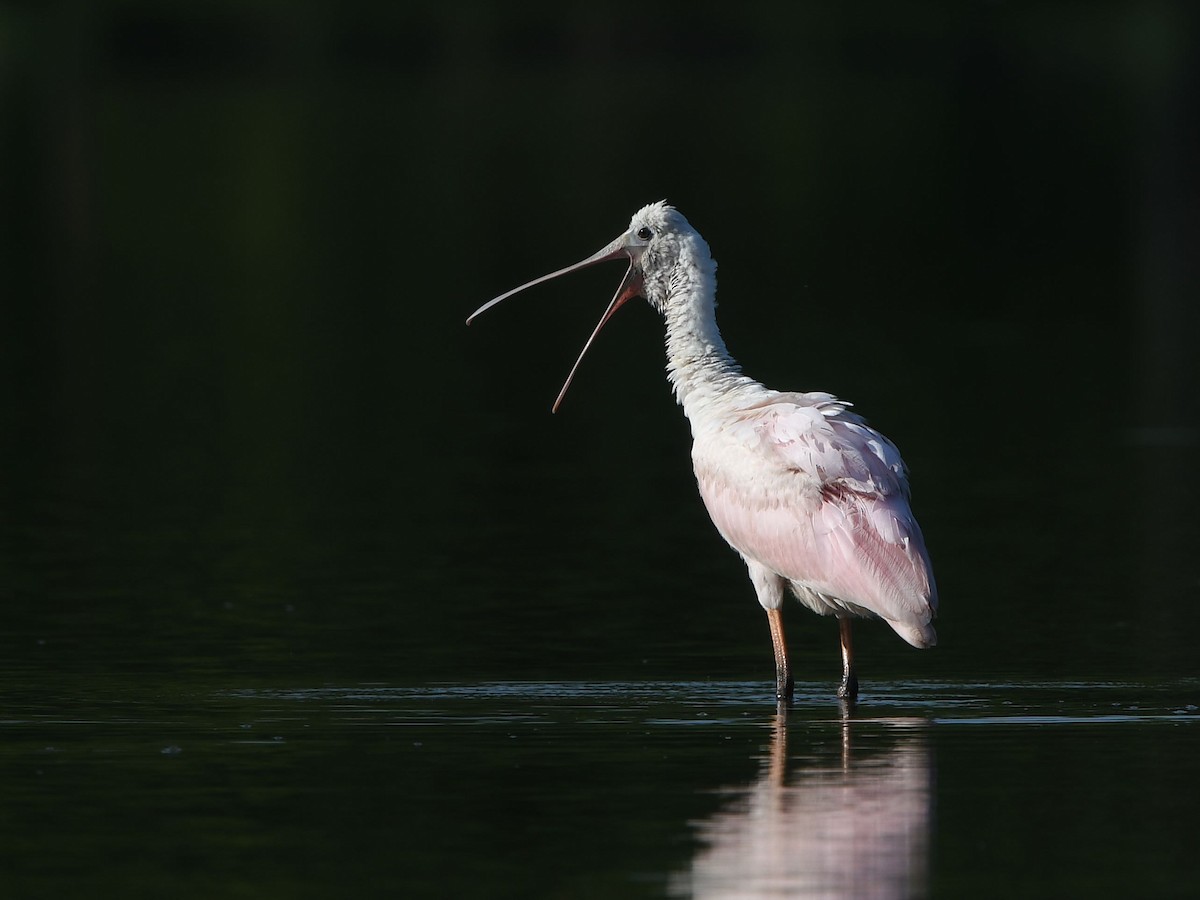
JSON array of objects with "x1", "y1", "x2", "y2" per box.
[{"x1": 467, "y1": 202, "x2": 937, "y2": 701}]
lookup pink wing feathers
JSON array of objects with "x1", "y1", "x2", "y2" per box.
[{"x1": 693, "y1": 392, "x2": 937, "y2": 648}]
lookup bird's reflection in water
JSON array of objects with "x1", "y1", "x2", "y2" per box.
[{"x1": 670, "y1": 705, "x2": 932, "y2": 899}]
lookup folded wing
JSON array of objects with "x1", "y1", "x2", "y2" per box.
[{"x1": 694, "y1": 392, "x2": 937, "y2": 647}]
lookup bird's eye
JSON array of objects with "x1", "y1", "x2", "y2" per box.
[{"x1": 636, "y1": 226, "x2": 653, "y2": 240}]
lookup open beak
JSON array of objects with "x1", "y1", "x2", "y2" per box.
[{"x1": 466, "y1": 231, "x2": 644, "y2": 412}]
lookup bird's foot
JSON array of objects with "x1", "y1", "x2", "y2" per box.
[
  {"x1": 776, "y1": 671, "x2": 794, "y2": 705},
  {"x1": 836, "y1": 672, "x2": 859, "y2": 702}
]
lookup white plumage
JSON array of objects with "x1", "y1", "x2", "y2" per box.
[{"x1": 469, "y1": 202, "x2": 937, "y2": 700}]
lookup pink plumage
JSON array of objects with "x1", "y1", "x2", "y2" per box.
[
  {"x1": 469, "y1": 202, "x2": 937, "y2": 701},
  {"x1": 695, "y1": 392, "x2": 936, "y2": 649}
]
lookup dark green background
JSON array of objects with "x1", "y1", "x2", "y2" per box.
[{"x1": 1, "y1": 3, "x2": 1198, "y2": 897}]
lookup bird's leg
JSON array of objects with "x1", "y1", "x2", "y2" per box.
[
  {"x1": 766, "y1": 607, "x2": 793, "y2": 703},
  {"x1": 749, "y1": 564, "x2": 791, "y2": 702},
  {"x1": 837, "y1": 617, "x2": 858, "y2": 701}
]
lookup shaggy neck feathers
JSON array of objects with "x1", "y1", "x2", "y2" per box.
[{"x1": 654, "y1": 237, "x2": 761, "y2": 422}]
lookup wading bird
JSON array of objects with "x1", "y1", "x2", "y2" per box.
[{"x1": 467, "y1": 202, "x2": 936, "y2": 701}]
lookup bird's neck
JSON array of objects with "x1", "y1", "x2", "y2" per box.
[{"x1": 660, "y1": 248, "x2": 761, "y2": 423}]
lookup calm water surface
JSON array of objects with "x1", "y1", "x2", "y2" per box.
[{"x1": 2, "y1": 675, "x2": 1197, "y2": 898}]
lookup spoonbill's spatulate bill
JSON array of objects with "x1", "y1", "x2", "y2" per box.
[{"x1": 467, "y1": 202, "x2": 937, "y2": 702}]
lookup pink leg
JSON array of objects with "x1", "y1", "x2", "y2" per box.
[
  {"x1": 837, "y1": 617, "x2": 859, "y2": 701},
  {"x1": 766, "y1": 607, "x2": 793, "y2": 702}
]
